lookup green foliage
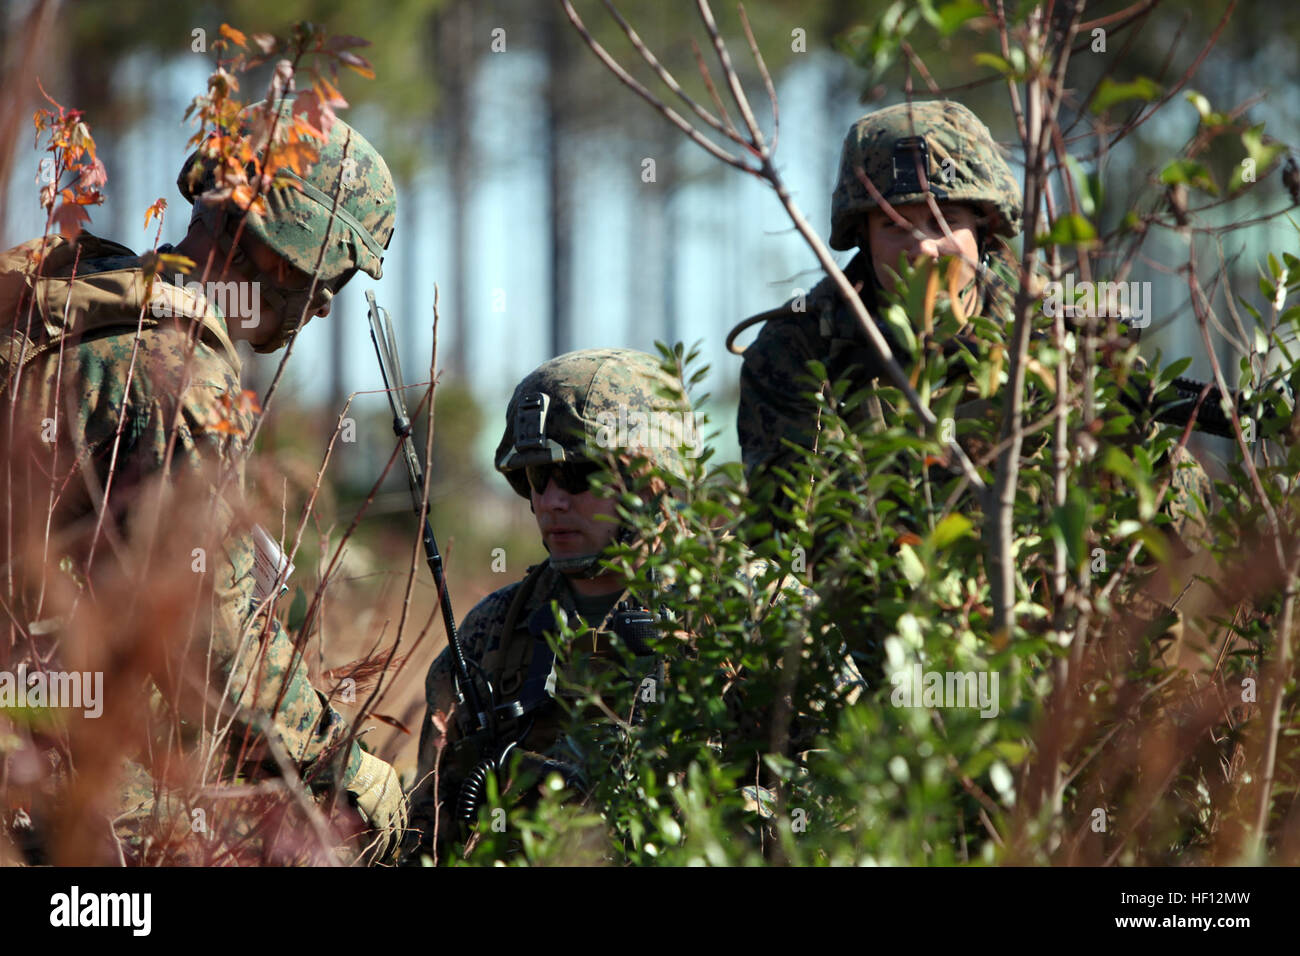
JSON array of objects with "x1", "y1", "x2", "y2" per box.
[{"x1": 429, "y1": 259, "x2": 1253, "y2": 864}]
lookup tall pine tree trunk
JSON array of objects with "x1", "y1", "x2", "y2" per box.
[
  {"x1": 437, "y1": 0, "x2": 475, "y2": 376},
  {"x1": 545, "y1": 4, "x2": 572, "y2": 357}
]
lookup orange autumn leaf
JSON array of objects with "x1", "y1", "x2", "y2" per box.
[
  {"x1": 268, "y1": 139, "x2": 320, "y2": 178},
  {"x1": 922, "y1": 261, "x2": 939, "y2": 334},
  {"x1": 946, "y1": 257, "x2": 968, "y2": 323},
  {"x1": 220, "y1": 23, "x2": 247, "y2": 48},
  {"x1": 143, "y1": 198, "x2": 167, "y2": 231}
]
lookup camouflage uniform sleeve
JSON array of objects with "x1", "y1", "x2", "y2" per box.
[
  {"x1": 69, "y1": 325, "x2": 371, "y2": 795},
  {"x1": 196, "y1": 365, "x2": 380, "y2": 795}
]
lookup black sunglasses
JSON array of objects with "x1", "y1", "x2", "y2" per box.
[{"x1": 521, "y1": 460, "x2": 602, "y2": 496}]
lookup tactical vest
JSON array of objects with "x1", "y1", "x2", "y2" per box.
[{"x1": 442, "y1": 561, "x2": 662, "y2": 809}]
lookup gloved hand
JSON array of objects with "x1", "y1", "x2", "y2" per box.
[{"x1": 346, "y1": 749, "x2": 407, "y2": 864}]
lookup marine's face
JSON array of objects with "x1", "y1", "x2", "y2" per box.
[
  {"x1": 241, "y1": 236, "x2": 333, "y2": 346},
  {"x1": 529, "y1": 467, "x2": 620, "y2": 568},
  {"x1": 865, "y1": 202, "x2": 981, "y2": 309}
]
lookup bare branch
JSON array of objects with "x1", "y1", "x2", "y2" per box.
[
  {"x1": 598, "y1": 0, "x2": 744, "y2": 148},
  {"x1": 695, "y1": 0, "x2": 767, "y2": 154},
  {"x1": 559, "y1": 0, "x2": 749, "y2": 171}
]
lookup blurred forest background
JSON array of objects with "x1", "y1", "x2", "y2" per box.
[{"x1": 1, "y1": 0, "x2": 1296, "y2": 779}]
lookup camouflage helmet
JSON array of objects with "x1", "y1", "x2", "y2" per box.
[
  {"x1": 829, "y1": 100, "x2": 1022, "y2": 251},
  {"x1": 177, "y1": 100, "x2": 396, "y2": 350},
  {"x1": 496, "y1": 348, "x2": 698, "y2": 500},
  {"x1": 179, "y1": 99, "x2": 395, "y2": 281}
]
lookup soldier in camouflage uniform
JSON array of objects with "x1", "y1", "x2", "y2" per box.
[
  {"x1": 405, "y1": 348, "x2": 697, "y2": 859},
  {"x1": 735, "y1": 100, "x2": 1023, "y2": 493},
  {"x1": 0, "y1": 100, "x2": 404, "y2": 863},
  {"x1": 733, "y1": 99, "x2": 1210, "y2": 669},
  {"x1": 735, "y1": 100, "x2": 1208, "y2": 515}
]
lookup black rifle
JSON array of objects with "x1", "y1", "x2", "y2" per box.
[
  {"x1": 942, "y1": 329, "x2": 1286, "y2": 441},
  {"x1": 365, "y1": 291, "x2": 493, "y2": 740},
  {"x1": 1139, "y1": 377, "x2": 1262, "y2": 440}
]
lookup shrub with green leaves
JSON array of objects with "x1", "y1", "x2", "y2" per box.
[{"x1": 433, "y1": 267, "x2": 1285, "y2": 865}]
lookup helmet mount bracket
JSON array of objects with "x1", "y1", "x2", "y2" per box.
[
  {"x1": 888, "y1": 136, "x2": 947, "y2": 200},
  {"x1": 515, "y1": 392, "x2": 551, "y2": 454}
]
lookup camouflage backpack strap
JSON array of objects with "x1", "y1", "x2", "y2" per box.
[
  {"x1": 1, "y1": 233, "x2": 238, "y2": 399},
  {"x1": 726, "y1": 253, "x2": 875, "y2": 357},
  {"x1": 483, "y1": 561, "x2": 556, "y2": 726},
  {"x1": 726, "y1": 300, "x2": 801, "y2": 356},
  {"x1": 0, "y1": 236, "x2": 110, "y2": 397}
]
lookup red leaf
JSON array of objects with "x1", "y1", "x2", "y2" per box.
[
  {"x1": 268, "y1": 58, "x2": 295, "y2": 104},
  {"x1": 77, "y1": 157, "x2": 107, "y2": 191},
  {"x1": 315, "y1": 75, "x2": 348, "y2": 108},
  {"x1": 269, "y1": 139, "x2": 319, "y2": 177},
  {"x1": 366, "y1": 713, "x2": 412, "y2": 735},
  {"x1": 51, "y1": 202, "x2": 90, "y2": 239},
  {"x1": 230, "y1": 182, "x2": 255, "y2": 210},
  {"x1": 293, "y1": 89, "x2": 336, "y2": 139}
]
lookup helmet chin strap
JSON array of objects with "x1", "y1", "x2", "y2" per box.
[
  {"x1": 190, "y1": 202, "x2": 334, "y2": 353},
  {"x1": 546, "y1": 523, "x2": 640, "y2": 578},
  {"x1": 251, "y1": 284, "x2": 333, "y2": 354}
]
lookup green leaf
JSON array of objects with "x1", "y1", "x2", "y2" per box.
[
  {"x1": 1049, "y1": 488, "x2": 1088, "y2": 572},
  {"x1": 935, "y1": 0, "x2": 984, "y2": 36},
  {"x1": 1091, "y1": 76, "x2": 1160, "y2": 113},
  {"x1": 992, "y1": 740, "x2": 1028, "y2": 764},
  {"x1": 1132, "y1": 526, "x2": 1170, "y2": 564},
  {"x1": 881, "y1": 303, "x2": 919, "y2": 360},
  {"x1": 1036, "y1": 212, "x2": 1098, "y2": 247},
  {"x1": 1063, "y1": 154, "x2": 1096, "y2": 217},
  {"x1": 973, "y1": 52, "x2": 1012, "y2": 75},
  {"x1": 1232, "y1": 124, "x2": 1288, "y2": 193},
  {"x1": 1184, "y1": 90, "x2": 1231, "y2": 126},
  {"x1": 897, "y1": 544, "x2": 927, "y2": 587},
  {"x1": 1153, "y1": 356, "x2": 1193, "y2": 391},
  {"x1": 931, "y1": 513, "x2": 973, "y2": 549},
  {"x1": 288, "y1": 586, "x2": 308, "y2": 633},
  {"x1": 1185, "y1": 90, "x2": 1212, "y2": 120},
  {"x1": 1159, "y1": 158, "x2": 1218, "y2": 195}
]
